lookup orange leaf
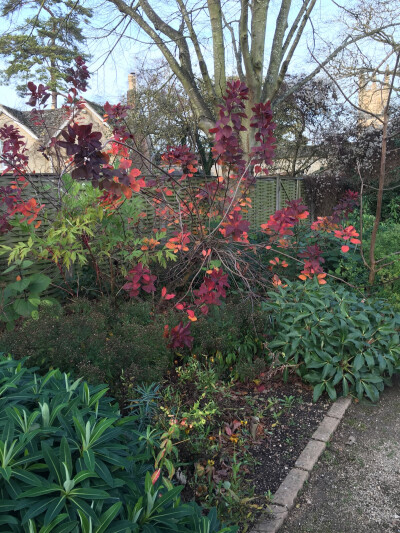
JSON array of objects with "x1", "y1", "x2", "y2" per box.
[
  {"x1": 121, "y1": 185, "x2": 132, "y2": 199},
  {"x1": 129, "y1": 168, "x2": 141, "y2": 178},
  {"x1": 187, "y1": 310, "x2": 197, "y2": 322},
  {"x1": 151, "y1": 469, "x2": 161, "y2": 485},
  {"x1": 297, "y1": 211, "x2": 309, "y2": 220}
]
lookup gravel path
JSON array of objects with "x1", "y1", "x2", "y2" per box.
[{"x1": 279, "y1": 377, "x2": 400, "y2": 533}]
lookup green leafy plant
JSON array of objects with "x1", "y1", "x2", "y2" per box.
[
  {"x1": 190, "y1": 300, "x2": 268, "y2": 378},
  {"x1": 263, "y1": 278, "x2": 400, "y2": 402},
  {"x1": 0, "y1": 259, "x2": 53, "y2": 328},
  {"x1": 0, "y1": 299, "x2": 170, "y2": 401},
  {"x1": 0, "y1": 355, "x2": 237, "y2": 532}
]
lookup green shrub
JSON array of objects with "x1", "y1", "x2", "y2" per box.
[
  {"x1": 369, "y1": 222, "x2": 400, "y2": 304},
  {"x1": 0, "y1": 296, "x2": 270, "y2": 395},
  {"x1": 0, "y1": 299, "x2": 170, "y2": 400},
  {"x1": 190, "y1": 300, "x2": 268, "y2": 378},
  {"x1": 339, "y1": 213, "x2": 400, "y2": 307},
  {"x1": 262, "y1": 279, "x2": 400, "y2": 402},
  {"x1": 0, "y1": 355, "x2": 237, "y2": 533}
]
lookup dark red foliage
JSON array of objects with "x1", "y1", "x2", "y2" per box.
[
  {"x1": 167, "y1": 321, "x2": 194, "y2": 350},
  {"x1": 250, "y1": 101, "x2": 276, "y2": 172},
  {"x1": 209, "y1": 81, "x2": 248, "y2": 175},
  {"x1": 65, "y1": 56, "x2": 90, "y2": 92},
  {"x1": 332, "y1": 190, "x2": 359, "y2": 221},
  {"x1": 57, "y1": 122, "x2": 131, "y2": 191},
  {"x1": 299, "y1": 245, "x2": 325, "y2": 276},
  {"x1": 104, "y1": 102, "x2": 133, "y2": 142},
  {"x1": 26, "y1": 82, "x2": 50, "y2": 108},
  {"x1": 219, "y1": 211, "x2": 250, "y2": 241},
  {"x1": 0, "y1": 213, "x2": 12, "y2": 234},
  {"x1": 161, "y1": 145, "x2": 198, "y2": 179},
  {"x1": 0, "y1": 184, "x2": 21, "y2": 233},
  {"x1": 194, "y1": 268, "x2": 230, "y2": 311},
  {"x1": 122, "y1": 263, "x2": 157, "y2": 298},
  {"x1": 104, "y1": 102, "x2": 130, "y2": 122},
  {"x1": 57, "y1": 122, "x2": 107, "y2": 181},
  {"x1": 0, "y1": 124, "x2": 29, "y2": 174},
  {"x1": 195, "y1": 181, "x2": 219, "y2": 200},
  {"x1": 261, "y1": 199, "x2": 309, "y2": 235}
]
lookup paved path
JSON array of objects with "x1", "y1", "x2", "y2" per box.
[{"x1": 279, "y1": 377, "x2": 400, "y2": 533}]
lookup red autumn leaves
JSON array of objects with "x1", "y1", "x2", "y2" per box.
[
  {"x1": 262, "y1": 193, "x2": 360, "y2": 285},
  {"x1": 122, "y1": 263, "x2": 157, "y2": 298},
  {"x1": 122, "y1": 264, "x2": 230, "y2": 351},
  {"x1": 334, "y1": 226, "x2": 361, "y2": 253}
]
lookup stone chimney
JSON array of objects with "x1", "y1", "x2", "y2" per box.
[{"x1": 127, "y1": 72, "x2": 137, "y2": 106}]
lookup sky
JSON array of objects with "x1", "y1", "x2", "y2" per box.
[{"x1": 0, "y1": 0, "x2": 396, "y2": 111}]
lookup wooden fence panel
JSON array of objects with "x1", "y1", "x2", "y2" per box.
[{"x1": 1, "y1": 174, "x2": 304, "y2": 286}]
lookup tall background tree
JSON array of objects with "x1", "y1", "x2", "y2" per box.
[
  {"x1": 0, "y1": 0, "x2": 92, "y2": 107},
  {"x1": 124, "y1": 60, "x2": 214, "y2": 172},
  {"x1": 95, "y1": 0, "x2": 400, "y2": 153}
]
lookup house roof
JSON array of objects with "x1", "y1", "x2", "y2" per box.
[{"x1": 0, "y1": 101, "x2": 107, "y2": 144}]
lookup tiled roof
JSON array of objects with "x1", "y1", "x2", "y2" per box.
[{"x1": 1, "y1": 101, "x2": 105, "y2": 144}]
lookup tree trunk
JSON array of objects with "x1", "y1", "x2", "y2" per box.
[
  {"x1": 51, "y1": 91, "x2": 57, "y2": 109},
  {"x1": 368, "y1": 52, "x2": 399, "y2": 285},
  {"x1": 368, "y1": 101, "x2": 388, "y2": 284},
  {"x1": 50, "y1": 39, "x2": 57, "y2": 109}
]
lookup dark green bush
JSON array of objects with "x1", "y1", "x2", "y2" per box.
[
  {"x1": 0, "y1": 355, "x2": 237, "y2": 533},
  {"x1": 262, "y1": 279, "x2": 400, "y2": 402},
  {"x1": 0, "y1": 296, "x2": 271, "y2": 394},
  {"x1": 0, "y1": 299, "x2": 170, "y2": 399},
  {"x1": 190, "y1": 299, "x2": 269, "y2": 378}
]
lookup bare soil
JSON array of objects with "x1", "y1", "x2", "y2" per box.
[{"x1": 167, "y1": 373, "x2": 330, "y2": 530}]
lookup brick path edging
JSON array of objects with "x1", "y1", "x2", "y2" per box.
[{"x1": 251, "y1": 396, "x2": 352, "y2": 533}]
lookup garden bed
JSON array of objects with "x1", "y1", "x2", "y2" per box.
[
  {"x1": 247, "y1": 381, "x2": 330, "y2": 496},
  {"x1": 159, "y1": 367, "x2": 330, "y2": 531}
]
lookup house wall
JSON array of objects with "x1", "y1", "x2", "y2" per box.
[
  {"x1": 0, "y1": 112, "x2": 53, "y2": 173},
  {"x1": 0, "y1": 105, "x2": 111, "y2": 175}
]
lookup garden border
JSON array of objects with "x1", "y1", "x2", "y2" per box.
[{"x1": 251, "y1": 396, "x2": 352, "y2": 533}]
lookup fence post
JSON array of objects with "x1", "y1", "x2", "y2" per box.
[
  {"x1": 296, "y1": 178, "x2": 301, "y2": 199},
  {"x1": 276, "y1": 176, "x2": 281, "y2": 211}
]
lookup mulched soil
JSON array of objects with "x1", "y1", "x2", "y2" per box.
[
  {"x1": 163, "y1": 371, "x2": 330, "y2": 531},
  {"x1": 247, "y1": 381, "x2": 330, "y2": 495}
]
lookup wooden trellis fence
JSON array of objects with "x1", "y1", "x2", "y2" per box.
[{"x1": 0, "y1": 174, "x2": 304, "y2": 286}]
